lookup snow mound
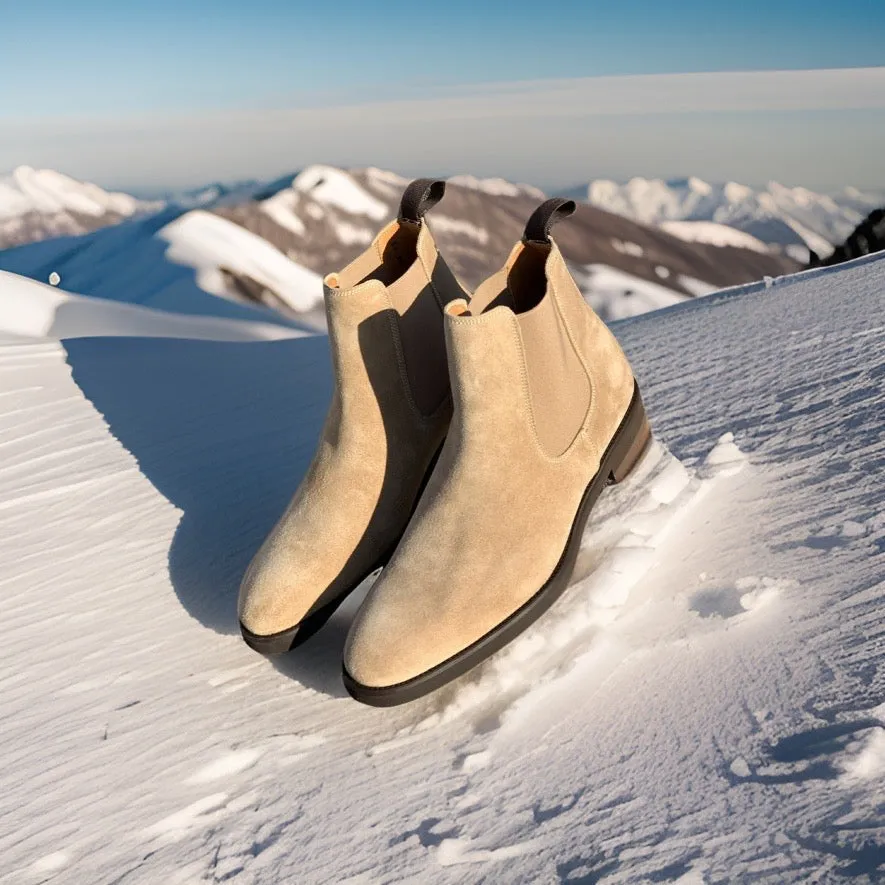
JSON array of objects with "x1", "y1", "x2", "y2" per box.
[
  {"x1": 0, "y1": 165, "x2": 145, "y2": 220},
  {"x1": 0, "y1": 270, "x2": 306, "y2": 341},
  {"x1": 160, "y1": 210, "x2": 323, "y2": 313},
  {"x1": 292, "y1": 165, "x2": 388, "y2": 220},
  {"x1": 660, "y1": 220, "x2": 770, "y2": 253}
]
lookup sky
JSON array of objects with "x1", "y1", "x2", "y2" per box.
[{"x1": 1, "y1": 0, "x2": 884, "y2": 192}]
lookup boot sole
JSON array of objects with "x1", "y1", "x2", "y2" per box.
[
  {"x1": 240, "y1": 442, "x2": 445, "y2": 656},
  {"x1": 342, "y1": 382, "x2": 652, "y2": 706}
]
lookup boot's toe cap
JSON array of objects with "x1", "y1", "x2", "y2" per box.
[
  {"x1": 238, "y1": 554, "x2": 313, "y2": 638},
  {"x1": 343, "y1": 599, "x2": 463, "y2": 692}
]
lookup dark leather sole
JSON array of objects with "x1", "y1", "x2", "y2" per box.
[{"x1": 343, "y1": 383, "x2": 652, "y2": 706}]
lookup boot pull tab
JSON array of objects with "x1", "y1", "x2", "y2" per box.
[
  {"x1": 523, "y1": 198, "x2": 576, "y2": 245},
  {"x1": 398, "y1": 178, "x2": 446, "y2": 226}
]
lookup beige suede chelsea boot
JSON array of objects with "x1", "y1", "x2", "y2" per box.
[
  {"x1": 343, "y1": 198, "x2": 652, "y2": 704},
  {"x1": 239, "y1": 179, "x2": 467, "y2": 654}
]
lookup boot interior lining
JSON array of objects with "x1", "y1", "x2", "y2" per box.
[
  {"x1": 468, "y1": 242, "x2": 550, "y2": 316},
  {"x1": 334, "y1": 223, "x2": 421, "y2": 289}
]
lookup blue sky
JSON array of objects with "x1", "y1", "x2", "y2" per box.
[{"x1": 2, "y1": 1, "x2": 884, "y2": 190}]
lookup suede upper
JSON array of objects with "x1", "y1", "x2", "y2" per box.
[
  {"x1": 239, "y1": 217, "x2": 465, "y2": 637},
  {"x1": 344, "y1": 238, "x2": 636, "y2": 688}
]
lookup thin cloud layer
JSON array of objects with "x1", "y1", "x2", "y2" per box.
[{"x1": 3, "y1": 67, "x2": 884, "y2": 190}]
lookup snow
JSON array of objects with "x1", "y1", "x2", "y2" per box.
[
  {"x1": 292, "y1": 165, "x2": 388, "y2": 220},
  {"x1": 363, "y1": 167, "x2": 410, "y2": 198},
  {"x1": 678, "y1": 275, "x2": 719, "y2": 297},
  {"x1": 449, "y1": 174, "x2": 545, "y2": 200},
  {"x1": 585, "y1": 176, "x2": 878, "y2": 255},
  {"x1": 0, "y1": 165, "x2": 145, "y2": 220},
  {"x1": 259, "y1": 188, "x2": 306, "y2": 236},
  {"x1": 611, "y1": 238, "x2": 644, "y2": 257},
  {"x1": 160, "y1": 210, "x2": 323, "y2": 313},
  {"x1": 0, "y1": 253, "x2": 884, "y2": 881},
  {"x1": 428, "y1": 214, "x2": 490, "y2": 244},
  {"x1": 660, "y1": 220, "x2": 770, "y2": 253},
  {"x1": 0, "y1": 270, "x2": 306, "y2": 341},
  {"x1": 0, "y1": 209, "x2": 317, "y2": 333},
  {"x1": 333, "y1": 221, "x2": 374, "y2": 246},
  {"x1": 571, "y1": 263, "x2": 689, "y2": 320}
]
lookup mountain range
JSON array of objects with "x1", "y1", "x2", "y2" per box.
[
  {"x1": 0, "y1": 166, "x2": 161, "y2": 248},
  {"x1": 0, "y1": 165, "x2": 811, "y2": 329},
  {"x1": 569, "y1": 176, "x2": 885, "y2": 261}
]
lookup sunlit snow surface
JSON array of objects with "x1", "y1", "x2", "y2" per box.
[
  {"x1": 0, "y1": 255, "x2": 883, "y2": 882},
  {"x1": 0, "y1": 166, "x2": 145, "y2": 220},
  {"x1": 159, "y1": 210, "x2": 323, "y2": 314}
]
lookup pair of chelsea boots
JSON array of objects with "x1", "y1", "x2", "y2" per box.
[{"x1": 238, "y1": 178, "x2": 652, "y2": 706}]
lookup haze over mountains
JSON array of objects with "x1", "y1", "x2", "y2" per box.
[{"x1": 0, "y1": 164, "x2": 880, "y2": 330}]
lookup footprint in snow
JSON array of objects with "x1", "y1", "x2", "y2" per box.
[{"x1": 690, "y1": 576, "x2": 788, "y2": 621}]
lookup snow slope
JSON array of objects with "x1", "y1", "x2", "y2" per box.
[
  {"x1": 582, "y1": 176, "x2": 883, "y2": 257},
  {"x1": 0, "y1": 271, "x2": 306, "y2": 341},
  {"x1": 0, "y1": 210, "x2": 318, "y2": 333},
  {"x1": 1, "y1": 252, "x2": 884, "y2": 882},
  {"x1": 159, "y1": 210, "x2": 323, "y2": 314},
  {"x1": 659, "y1": 220, "x2": 769, "y2": 253},
  {"x1": 570, "y1": 264, "x2": 688, "y2": 321}
]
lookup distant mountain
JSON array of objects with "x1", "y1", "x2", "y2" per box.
[
  {"x1": 213, "y1": 164, "x2": 799, "y2": 319},
  {"x1": 0, "y1": 164, "x2": 801, "y2": 327},
  {"x1": 152, "y1": 173, "x2": 298, "y2": 210},
  {"x1": 568, "y1": 177, "x2": 883, "y2": 260},
  {"x1": 0, "y1": 166, "x2": 160, "y2": 249}
]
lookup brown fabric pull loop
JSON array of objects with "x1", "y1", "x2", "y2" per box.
[
  {"x1": 398, "y1": 178, "x2": 446, "y2": 225},
  {"x1": 523, "y1": 198, "x2": 577, "y2": 245}
]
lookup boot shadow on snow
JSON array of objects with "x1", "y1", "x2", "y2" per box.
[
  {"x1": 64, "y1": 333, "x2": 345, "y2": 696},
  {"x1": 63, "y1": 304, "x2": 430, "y2": 699}
]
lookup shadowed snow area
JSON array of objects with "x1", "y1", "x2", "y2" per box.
[{"x1": 0, "y1": 254, "x2": 883, "y2": 882}]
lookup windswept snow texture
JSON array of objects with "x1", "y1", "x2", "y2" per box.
[{"x1": 1, "y1": 255, "x2": 884, "y2": 883}]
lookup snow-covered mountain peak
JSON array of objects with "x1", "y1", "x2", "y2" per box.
[
  {"x1": 291, "y1": 165, "x2": 388, "y2": 220},
  {"x1": 584, "y1": 176, "x2": 883, "y2": 258},
  {"x1": 0, "y1": 165, "x2": 143, "y2": 220},
  {"x1": 686, "y1": 176, "x2": 713, "y2": 195},
  {"x1": 722, "y1": 181, "x2": 754, "y2": 203},
  {"x1": 0, "y1": 166, "x2": 159, "y2": 249}
]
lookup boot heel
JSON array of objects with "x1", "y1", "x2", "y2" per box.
[{"x1": 608, "y1": 394, "x2": 652, "y2": 484}]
